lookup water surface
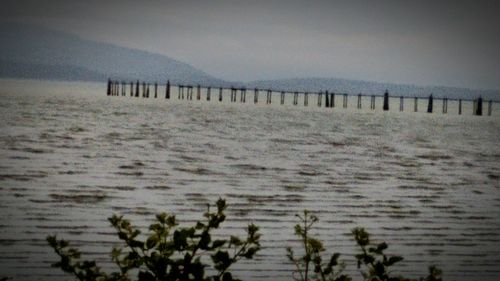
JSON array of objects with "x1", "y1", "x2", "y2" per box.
[{"x1": 0, "y1": 79, "x2": 499, "y2": 280}]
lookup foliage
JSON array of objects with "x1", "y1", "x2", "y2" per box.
[
  {"x1": 47, "y1": 199, "x2": 443, "y2": 281},
  {"x1": 47, "y1": 198, "x2": 261, "y2": 281},
  {"x1": 352, "y1": 227, "x2": 442, "y2": 281},
  {"x1": 286, "y1": 210, "x2": 351, "y2": 281}
]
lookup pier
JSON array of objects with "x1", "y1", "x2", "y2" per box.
[{"x1": 106, "y1": 79, "x2": 495, "y2": 116}]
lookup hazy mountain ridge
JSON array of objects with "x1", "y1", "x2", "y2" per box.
[
  {"x1": 245, "y1": 78, "x2": 500, "y2": 100},
  {"x1": 0, "y1": 22, "x2": 226, "y2": 86},
  {"x1": 1, "y1": 22, "x2": 498, "y2": 100}
]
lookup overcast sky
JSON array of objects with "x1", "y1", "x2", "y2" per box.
[{"x1": 2, "y1": 0, "x2": 500, "y2": 90}]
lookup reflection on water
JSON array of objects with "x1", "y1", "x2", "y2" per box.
[{"x1": 0, "y1": 79, "x2": 499, "y2": 280}]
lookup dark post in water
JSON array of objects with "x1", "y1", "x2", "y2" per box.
[
  {"x1": 414, "y1": 97, "x2": 418, "y2": 112},
  {"x1": 383, "y1": 91, "x2": 389, "y2": 111},
  {"x1": 399, "y1": 96, "x2": 404, "y2": 112},
  {"x1": 241, "y1": 88, "x2": 246, "y2": 103},
  {"x1": 476, "y1": 96, "x2": 483, "y2": 116},
  {"x1": 325, "y1": 91, "x2": 329, "y2": 108},
  {"x1": 154, "y1": 82, "x2": 158, "y2": 98},
  {"x1": 427, "y1": 94, "x2": 433, "y2": 113},
  {"x1": 165, "y1": 80, "x2": 170, "y2": 99},
  {"x1": 254, "y1": 88, "x2": 259, "y2": 104}
]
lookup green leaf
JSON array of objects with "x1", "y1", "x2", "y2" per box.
[
  {"x1": 211, "y1": 251, "x2": 231, "y2": 271},
  {"x1": 211, "y1": 239, "x2": 227, "y2": 249},
  {"x1": 229, "y1": 235, "x2": 242, "y2": 246},
  {"x1": 138, "y1": 270, "x2": 156, "y2": 281},
  {"x1": 243, "y1": 247, "x2": 259, "y2": 259},
  {"x1": 384, "y1": 256, "x2": 404, "y2": 266},
  {"x1": 222, "y1": 272, "x2": 234, "y2": 281},
  {"x1": 146, "y1": 236, "x2": 159, "y2": 249},
  {"x1": 173, "y1": 230, "x2": 187, "y2": 251},
  {"x1": 329, "y1": 253, "x2": 340, "y2": 267}
]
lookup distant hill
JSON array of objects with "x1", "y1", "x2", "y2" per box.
[
  {"x1": 244, "y1": 78, "x2": 500, "y2": 100},
  {"x1": 0, "y1": 22, "x2": 226, "y2": 85},
  {"x1": 1, "y1": 22, "x2": 498, "y2": 100}
]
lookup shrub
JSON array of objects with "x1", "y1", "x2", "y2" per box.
[
  {"x1": 286, "y1": 210, "x2": 351, "y2": 281},
  {"x1": 352, "y1": 227, "x2": 442, "y2": 281},
  {"x1": 47, "y1": 198, "x2": 261, "y2": 281}
]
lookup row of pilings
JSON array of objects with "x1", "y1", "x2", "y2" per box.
[{"x1": 106, "y1": 79, "x2": 494, "y2": 116}]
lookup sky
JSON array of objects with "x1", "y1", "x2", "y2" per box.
[{"x1": 2, "y1": 0, "x2": 500, "y2": 90}]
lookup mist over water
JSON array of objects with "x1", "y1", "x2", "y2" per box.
[{"x1": 0, "y1": 79, "x2": 499, "y2": 280}]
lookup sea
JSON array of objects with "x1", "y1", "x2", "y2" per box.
[{"x1": 0, "y1": 78, "x2": 499, "y2": 281}]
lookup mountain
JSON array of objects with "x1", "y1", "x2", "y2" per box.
[
  {"x1": 244, "y1": 78, "x2": 500, "y2": 100},
  {"x1": 0, "y1": 22, "x2": 498, "y2": 100},
  {"x1": 0, "y1": 22, "x2": 226, "y2": 85}
]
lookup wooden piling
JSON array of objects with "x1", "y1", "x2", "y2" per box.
[
  {"x1": 135, "y1": 81, "x2": 139, "y2": 97},
  {"x1": 266, "y1": 90, "x2": 272, "y2": 104},
  {"x1": 178, "y1": 85, "x2": 184, "y2": 99},
  {"x1": 304, "y1": 92, "x2": 308, "y2": 106},
  {"x1": 293, "y1": 92, "x2": 298, "y2": 105},
  {"x1": 427, "y1": 94, "x2": 433, "y2": 113},
  {"x1": 343, "y1": 94, "x2": 348, "y2": 108},
  {"x1": 197, "y1": 85, "x2": 201, "y2": 100},
  {"x1": 400, "y1": 96, "x2": 403, "y2": 112},
  {"x1": 442, "y1": 98, "x2": 447, "y2": 114},
  {"x1": 187, "y1": 86, "x2": 193, "y2": 100},
  {"x1": 383, "y1": 91, "x2": 389, "y2": 111},
  {"x1": 219, "y1": 87, "x2": 223, "y2": 102},
  {"x1": 317, "y1": 92, "x2": 322, "y2": 107},
  {"x1": 357, "y1": 94, "x2": 362, "y2": 109},
  {"x1": 130, "y1": 82, "x2": 133, "y2": 97},
  {"x1": 230, "y1": 88, "x2": 236, "y2": 102},
  {"x1": 325, "y1": 91, "x2": 330, "y2": 108},
  {"x1": 165, "y1": 81, "x2": 170, "y2": 99},
  {"x1": 121, "y1": 81, "x2": 125, "y2": 96},
  {"x1": 330, "y1": 93, "x2": 334, "y2": 107},
  {"x1": 488, "y1": 100, "x2": 492, "y2": 116},
  {"x1": 370, "y1": 95, "x2": 375, "y2": 110},
  {"x1": 154, "y1": 82, "x2": 158, "y2": 98},
  {"x1": 146, "y1": 84, "x2": 150, "y2": 98},
  {"x1": 476, "y1": 97, "x2": 483, "y2": 116},
  {"x1": 240, "y1": 88, "x2": 246, "y2": 103},
  {"x1": 207, "y1": 87, "x2": 211, "y2": 101},
  {"x1": 142, "y1": 82, "x2": 146, "y2": 97},
  {"x1": 414, "y1": 97, "x2": 418, "y2": 112},
  {"x1": 107, "y1": 79, "x2": 111, "y2": 96},
  {"x1": 254, "y1": 88, "x2": 259, "y2": 103},
  {"x1": 458, "y1": 99, "x2": 462, "y2": 115},
  {"x1": 280, "y1": 91, "x2": 285, "y2": 105}
]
